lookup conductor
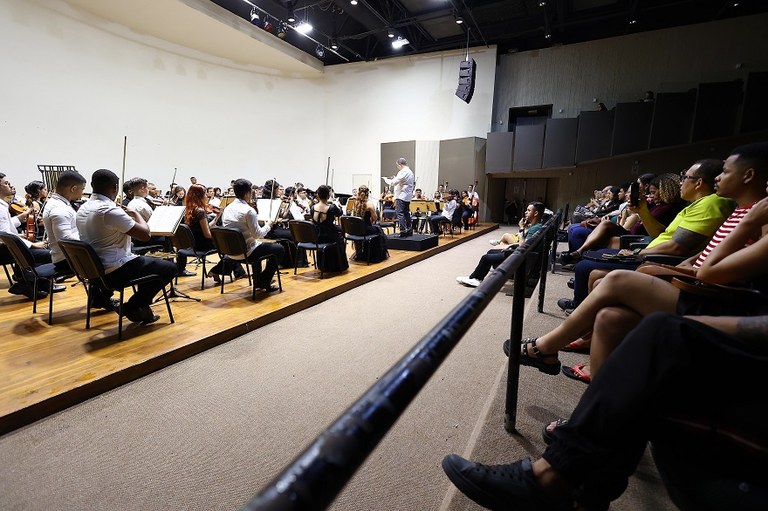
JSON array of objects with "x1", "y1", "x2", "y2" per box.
[{"x1": 383, "y1": 157, "x2": 415, "y2": 237}]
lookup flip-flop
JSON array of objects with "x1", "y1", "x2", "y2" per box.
[
  {"x1": 542, "y1": 418, "x2": 568, "y2": 445},
  {"x1": 560, "y1": 339, "x2": 590, "y2": 354},
  {"x1": 562, "y1": 363, "x2": 592, "y2": 384}
]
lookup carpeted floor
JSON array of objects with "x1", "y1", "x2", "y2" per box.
[{"x1": 0, "y1": 232, "x2": 674, "y2": 510}]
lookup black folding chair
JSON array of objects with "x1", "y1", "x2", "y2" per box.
[
  {"x1": 0, "y1": 245, "x2": 15, "y2": 286},
  {"x1": 340, "y1": 216, "x2": 379, "y2": 265},
  {"x1": 170, "y1": 224, "x2": 217, "y2": 290},
  {"x1": 59, "y1": 239, "x2": 174, "y2": 340},
  {"x1": 288, "y1": 220, "x2": 336, "y2": 279},
  {"x1": 0, "y1": 233, "x2": 69, "y2": 325},
  {"x1": 210, "y1": 227, "x2": 281, "y2": 299}
]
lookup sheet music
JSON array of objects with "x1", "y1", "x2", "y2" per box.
[{"x1": 147, "y1": 205, "x2": 185, "y2": 236}]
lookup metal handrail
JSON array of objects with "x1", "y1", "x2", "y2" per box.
[{"x1": 243, "y1": 210, "x2": 562, "y2": 511}]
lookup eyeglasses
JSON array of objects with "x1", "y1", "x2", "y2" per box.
[{"x1": 680, "y1": 173, "x2": 700, "y2": 182}]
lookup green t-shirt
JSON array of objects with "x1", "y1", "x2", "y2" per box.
[
  {"x1": 646, "y1": 193, "x2": 735, "y2": 250},
  {"x1": 523, "y1": 222, "x2": 542, "y2": 240}
]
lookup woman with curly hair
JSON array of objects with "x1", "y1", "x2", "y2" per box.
[
  {"x1": 351, "y1": 185, "x2": 388, "y2": 262},
  {"x1": 561, "y1": 173, "x2": 683, "y2": 263},
  {"x1": 179, "y1": 183, "x2": 219, "y2": 279}
]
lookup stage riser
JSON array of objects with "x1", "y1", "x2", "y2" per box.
[{"x1": 386, "y1": 234, "x2": 439, "y2": 251}]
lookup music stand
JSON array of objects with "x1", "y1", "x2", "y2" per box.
[{"x1": 147, "y1": 206, "x2": 200, "y2": 302}]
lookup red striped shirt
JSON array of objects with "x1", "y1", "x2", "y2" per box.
[{"x1": 693, "y1": 204, "x2": 754, "y2": 268}]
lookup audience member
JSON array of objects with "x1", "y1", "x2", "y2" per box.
[{"x1": 456, "y1": 201, "x2": 544, "y2": 288}]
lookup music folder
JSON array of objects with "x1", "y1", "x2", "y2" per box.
[{"x1": 147, "y1": 205, "x2": 185, "y2": 236}]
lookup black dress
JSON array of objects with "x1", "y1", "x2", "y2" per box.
[
  {"x1": 311, "y1": 203, "x2": 349, "y2": 273},
  {"x1": 353, "y1": 209, "x2": 388, "y2": 263}
]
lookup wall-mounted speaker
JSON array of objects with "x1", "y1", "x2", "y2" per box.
[{"x1": 455, "y1": 58, "x2": 476, "y2": 104}]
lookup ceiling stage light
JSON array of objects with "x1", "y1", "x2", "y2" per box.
[
  {"x1": 295, "y1": 21, "x2": 313, "y2": 34},
  {"x1": 249, "y1": 6, "x2": 260, "y2": 24},
  {"x1": 315, "y1": 44, "x2": 325, "y2": 58},
  {"x1": 392, "y1": 36, "x2": 409, "y2": 49}
]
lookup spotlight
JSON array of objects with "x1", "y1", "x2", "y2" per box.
[
  {"x1": 315, "y1": 44, "x2": 325, "y2": 58},
  {"x1": 294, "y1": 21, "x2": 313, "y2": 34},
  {"x1": 387, "y1": 29, "x2": 395, "y2": 38},
  {"x1": 455, "y1": 16, "x2": 464, "y2": 24},
  {"x1": 288, "y1": 11, "x2": 296, "y2": 23},
  {"x1": 350, "y1": 0, "x2": 358, "y2": 5},
  {"x1": 629, "y1": 19, "x2": 637, "y2": 25},
  {"x1": 538, "y1": 1, "x2": 546, "y2": 6},
  {"x1": 330, "y1": 39, "x2": 339, "y2": 50},
  {"x1": 392, "y1": 36, "x2": 409, "y2": 49},
  {"x1": 544, "y1": 30, "x2": 551, "y2": 39},
  {"x1": 277, "y1": 22, "x2": 287, "y2": 38},
  {"x1": 263, "y1": 16, "x2": 273, "y2": 32},
  {"x1": 249, "y1": 6, "x2": 260, "y2": 24}
]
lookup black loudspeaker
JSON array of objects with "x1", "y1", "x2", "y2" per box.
[{"x1": 455, "y1": 58, "x2": 476, "y2": 104}]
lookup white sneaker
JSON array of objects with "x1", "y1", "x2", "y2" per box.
[
  {"x1": 456, "y1": 276, "x2": 481, "y2": 287},
  {"x1": 489, "y1": 239, "x2": 500, "y2": 246}
]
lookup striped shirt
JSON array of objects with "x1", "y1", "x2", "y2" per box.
[{"x1": 693, "y1": 204, "x2": 754, "y2": 268}]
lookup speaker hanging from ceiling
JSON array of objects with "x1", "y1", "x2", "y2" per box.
[{"x1": 455, "y1": 58, "x2": 476, "y2": 104}]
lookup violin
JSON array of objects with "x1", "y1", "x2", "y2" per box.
[
  {"x1": 26, "y1": 212, "x2": 36, "y2": 241},
  {"x1": 8, "y1": 199, "x2": 25, "y2": 217}
]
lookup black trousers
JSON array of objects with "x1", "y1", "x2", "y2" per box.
[
  {"x1": 0, "y1": 243, "x2": 51, "y2": 285},
  {"x1": 395, "y1": 199, "x2": 412, "y2": 232},
  {"x1": 246, "y1": 242, "x2": 285, "y2": 288},
  {"x1": 543, "y1": 312, "x2": 768, "y2": 510},
  {"x1": 104, "y1": 256, "x2": 177, "y2": 313},
  {"x1": 468, "y1": 249, "x2": 510, "y2": 281}
]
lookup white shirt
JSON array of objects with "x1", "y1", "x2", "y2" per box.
[
  {"x1": 383, "y1": 165, "x2": 415, "y2": 202},
  {"x1": 76, "y1": 193, "x2": 137, "y2": 274},
  {"x1": 127, "y1": 197, "x2": 153, "y2": 222},
  {"x1": 441, "y1": 199, "x2": 457, "y2": 220},
  {"x1": 209, "y1": 197, "x2": 221, "y2": 208},
  {"x1": 0, "y1": 199, "x2": 31, "y2": 248},
  {"x1": 41, "y1": 193, "x2": 79, "y2": 264},
  {"x1": 221, "y1": 198, "x2": 271, "y2": 259}
]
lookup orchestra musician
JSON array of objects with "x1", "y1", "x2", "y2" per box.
[
  {"x1": 24, "y1": 180, "x2": 48, "y2": 240},
  {"x1": 1, "y1": 172, "x2": 57, "y2": 301},
  {"x1": 41, "y1": 170, "x2": 116, "y2": 309},
  {"x1": 179, "y1": 183, "x2": 219, "y2": 280},
  {"x1": 169, "y1": 185, "x2": 186, "y2": 206},
  {"x1": 429, "y1": 188, "x2": 459, "y2": 235},
  {"x1": 210, "y1": 178, "x2": 283, "y2": 292},
  {"x1": 350, "y1": 185, "x2": 388, "y2": 262},
  {"x1": 76, "y1": 169, "x2": 177, "y2": 325},
  {"x1": 310, "y1": 185, "x2": 349, "y2": 273}
]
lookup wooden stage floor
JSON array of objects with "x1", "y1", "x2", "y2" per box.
[{"x1": 0, "y1": 224, "x2": 497, "y2": 435}]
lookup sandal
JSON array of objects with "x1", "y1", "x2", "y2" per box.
[
  {"x1": 520, "y1": 338, "x2": 561, "y2": 375},
  {"x1": 560, "y1": 339, "x2": 591, "y2": 354},
  {"x1": 542, "y1": 418, "x2": 568, "y2": 445},
  {"x1": 561, "y1": 363, "x2": 591, "y2": 384}
]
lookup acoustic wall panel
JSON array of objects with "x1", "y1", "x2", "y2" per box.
[
  {"x1": 512, "y1": 124, "x2": 545, "y2": 170},
  {"x1": 575, "y1": 110, "x2": 614, "y2": 162},
  {"x1": 611, "y1": 101, "x2": 653, "y2": 155},
  {"x1": 542, "y1": 118, "x2": 578, "y2": 168},
  {"x1": 741, "y1": 71, "x2": 768, "y2": 134},
  {"x1": 692, "y1": 80, "x2": 743, "y2": 141},
  {"x1": 486, "y1": 131, "x2": 515, "y2": 173},
  {"x1": 649, "y1": 91, "x2": 696, "y2": 148}
]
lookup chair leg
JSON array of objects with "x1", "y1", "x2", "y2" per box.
[
  {"x1": 200, "y1": 256, "x2": 206, "y2": 291},
  {"x1": 32, "y1": 278, "x2": 38, "y2": 314},
  {"x1": 118, "y1": 288, "x2": 125, "y2": 340},
  {"x1": 273, "y1": 255, "x2": 282, "y2": 291},
  {"x1": 2, "y1": 264, "x2": 12, "y2": 286},
  {"x1": 85, "y1": 283, "x2": 93, "y2": 329},
  {"x1": 48, "y1": 277, "x2": 55, "y2": 325}
]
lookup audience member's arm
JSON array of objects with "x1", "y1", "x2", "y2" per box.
[
  {"x1": 639, "y1": 227, "x2": 707, "y2": 256},
  {"x1": 631, "y1": 201, "x2": 665, "y2": 238},
  {"x1": 685, "y1": 315, "x2": 768, "y2": 348},
  {"x1": 674, "y1": 252, "x2": 701, "y2": 271}
]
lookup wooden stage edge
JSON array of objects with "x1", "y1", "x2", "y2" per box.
[{"x1": 0, "y1": 224, "x2": 499, "y2": 435}]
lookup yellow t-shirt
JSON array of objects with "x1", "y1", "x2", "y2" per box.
[{"x1": 646, "y1": 194, "x2": 735, "y2": 250}]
